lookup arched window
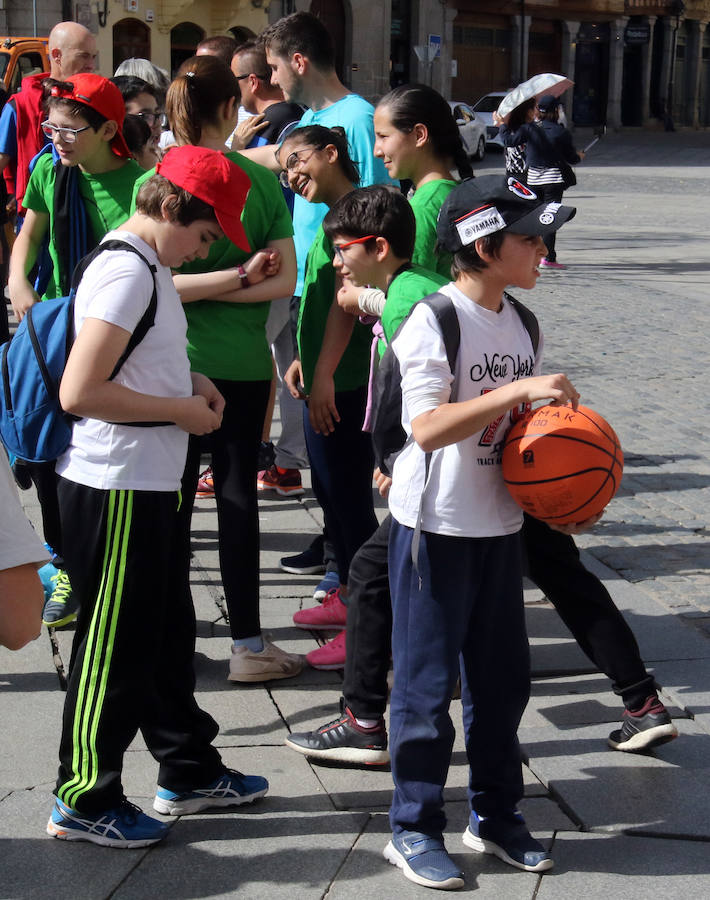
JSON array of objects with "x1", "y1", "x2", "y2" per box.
[
  {"x1": 113, "y1": 18, "x2": 151, "y2": 72},
  {"x1": 171, "y1": 22, "x2": 205, "y2": 76}
]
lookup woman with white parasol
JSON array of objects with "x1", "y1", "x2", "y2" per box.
[{"x1": 493, "y1": 74, "x2": 583, "y2": 270}]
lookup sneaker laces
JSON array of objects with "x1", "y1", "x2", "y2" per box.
[
  {"x1": 322, "y1": 587, "x2": 342, "y2": 607},
  {"x1": 49, "y1": 570, "x2": 71, "y2": 603},
  {"x1": 116, "y1": 799, "x2": 143, "y2": 824}
]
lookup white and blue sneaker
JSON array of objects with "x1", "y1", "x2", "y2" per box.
[
  {"x1": 463, "y1": 809, "x2": 553, "y2": 872},
  {"x1": 47, "y1": 798, "x2": 168, "y2": 848},
  {"x1": 384, "y1": 830, "x2": 464, "y2": 890},
  {"x1": 153, "y1": 769, "x2": 268, "y2": 815},
  {"x1": 313, "y1": 569, "x2": 339, "y2": 601}
]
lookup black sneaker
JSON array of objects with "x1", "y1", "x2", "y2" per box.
[
  {"x1": 284, "y1": 702, "x2": 390, "y2": 765},
  {"x1": 257, "y1": 440, "x2": 276, "y2": 471},
  {"x1": 280, "y1": 534, "x2": 326, "y2": 575},
  {"x1": 608, "y1": 695, "x2": 678, "y2": 752}
]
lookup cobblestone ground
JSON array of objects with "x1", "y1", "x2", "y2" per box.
[{"x1": 481, "y1": 131, "x2": 710, "y2": 632}]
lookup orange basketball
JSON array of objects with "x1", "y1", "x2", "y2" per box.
[{"x1": 502, "y1": 404, "x2": 624, "y2": 525}]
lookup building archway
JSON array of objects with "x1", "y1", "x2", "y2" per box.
[
  {"x1": 171, "y1": 22, "x2": 205, "y2": 77},
  {"x1": 113, "y1": 18, "x2": 151, "y2": 73},
  {"x1": 310, "y1": 0, "x2": 346, "y2": 83}
]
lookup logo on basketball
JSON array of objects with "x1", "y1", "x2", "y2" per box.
[{"x1": 522, "y1": 449, "x2": 534, "y2": 465}]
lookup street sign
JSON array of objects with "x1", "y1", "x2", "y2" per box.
[{"x1": 428, "y1": 34, "x2": 441, "y2": 60}]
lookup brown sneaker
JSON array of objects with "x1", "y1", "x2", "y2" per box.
[
  {"x1": 257, "y1": 464, "x2": 305, "y2": 497},
  {"x1": 228, "y1": 639, "x2": 304, "y2": 683}
]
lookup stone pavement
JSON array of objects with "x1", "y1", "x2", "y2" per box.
[{"x1": 2, "y1": 129, "x2": 710, "y2": 897}]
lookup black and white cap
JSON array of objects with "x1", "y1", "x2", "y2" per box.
[{"x1": 436, "y1": 175, "x2": 576, "y2": 253}]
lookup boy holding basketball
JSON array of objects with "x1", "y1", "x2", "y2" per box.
[{"x1": 384, "y1": 176, "x2": 578, "y2": 889}]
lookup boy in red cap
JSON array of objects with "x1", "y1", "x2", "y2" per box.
[
  {"x1": 7, "y1": 73, "x2": 144, "y2": 628},
  {"x1": 46, "y1": 145, "x2": 272, "y2": 848}
]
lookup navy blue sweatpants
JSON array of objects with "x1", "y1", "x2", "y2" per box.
[{"x1": 388, "y1": 520, "x2": 530, "y2": 838}]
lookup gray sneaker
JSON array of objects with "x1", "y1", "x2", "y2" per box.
[
  {"x1": 42, "y1": 570, "x2": 78, "y2": 628},
  {"x1": 228, "y1": 639, "x2": 303, "y2": 683}
]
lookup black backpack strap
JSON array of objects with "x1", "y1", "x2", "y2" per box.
[
  {"x1": 504, "y1": 291, "x2": 540, "y2": 356},
  {"x1": 69, "y1": 239, "x2": 159, "y2": 380}
]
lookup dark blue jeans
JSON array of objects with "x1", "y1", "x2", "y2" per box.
[
  {"x1": 303, "y1": 385, "x2": 377, "y2": 589},
  {"x1": 388, "y1": 521, "x2": 529, "y2": 837}
]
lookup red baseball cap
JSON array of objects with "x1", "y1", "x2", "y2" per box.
[
  {"x1": 50, "y1": 73, "x2": 130, "y2": 159},
  {"x1": 156, "y1": 146, "x2": 252, "y2": 251}
]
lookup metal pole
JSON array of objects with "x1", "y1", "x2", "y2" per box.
[{"x1": 520, "y1": 0, "x2": 525, "y2": 83}]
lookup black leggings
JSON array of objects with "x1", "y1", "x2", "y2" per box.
[
  {"x1": 179, "y1": 378, "x2": 270, "y2": 641},
  {"x1": 535, "y1": 183, "x2": 564, "y2": 261},
  {"x1": 343, "y1": 513, "x2": 653, "y2": 720}
]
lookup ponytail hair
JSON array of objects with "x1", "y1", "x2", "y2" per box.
[
  {"x1": 166, "y1": 55, "x2": 240, "y2": 146},
  {"x1": 281, "y1": 124, "x2": 360, "y2": 185},
  {"x1": 377, "y1": 83, "x2": 473, "y2": 180}
]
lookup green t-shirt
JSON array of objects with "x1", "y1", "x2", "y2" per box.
[
  {"x1": 409, "y1": 178, "x2": 457, "y2": 278},
  {"x1": 23, "y1": 152, "x2": 142, "y2": 300},
  {"x1": 133, "y1": 151, "x2": 294, "y2": 381},
  {"x1": 297, "y1": 225, "x2": 372, "y2": 395},
  {"x1": 379, "y1": 264, "x2": 448, "y2": 356}
]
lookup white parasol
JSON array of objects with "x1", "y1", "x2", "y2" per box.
[{"x1": 497, "y1": 74, "x2": 574, "y2": 123}]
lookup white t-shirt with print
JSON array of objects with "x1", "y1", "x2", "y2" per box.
[
  {"x1": 56, "y1": 231, "x2": 193, "y2": 492},
  {"x1": 388, "y1": 281, "x2": 543, "y2": 538}
]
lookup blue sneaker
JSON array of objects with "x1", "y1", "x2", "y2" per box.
[
  {"x1": 153, "y1": 769, "x2": 268, "y2": 815},
  {"x1": 314, "y1": 569, "x2": 339, "y2": 601},
  {"x1": 463, "y1": 810, "x2": 553, "y2": 872},
  {"x1": 47, "y1": 798, "x2": 168, "y2": 848},
  {"x1": 38, "y1": 562, "x2": 60, "y2": 601},
  {"x1": 384, "y1": 830, "x2": 464, "y2": 890}
]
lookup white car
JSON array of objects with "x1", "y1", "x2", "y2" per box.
[
  {"x1": 448, "y1": 101, "x2": 487, "y2": 161},
  {"x1": 472, "y1": 91, "x2": 508, "y2": 148}
]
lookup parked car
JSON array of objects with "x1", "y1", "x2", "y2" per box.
[
  {"x1": 472, "y1": 91, "x2": 508, "y2": 149},
  {"x1": 448, "y1": 101, "x2": 486, "y2": 161},
  {"x1": 0, "y1": 37, "x2": 49, "y2": 94}
]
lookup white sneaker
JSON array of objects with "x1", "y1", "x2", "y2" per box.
[{"x1": 228, "y1": 639, "x2": 303, "y2": 683}]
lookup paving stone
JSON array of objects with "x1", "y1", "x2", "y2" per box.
[
  {"x1": 536, "y1": 831, "x2": 710, "y2": 899},
  {"x1": 521, "y1": 719, "x2": 710, "y2": 836},
  {"x1": 0, "y1": 787, "x2": 175, "y2": 900}
]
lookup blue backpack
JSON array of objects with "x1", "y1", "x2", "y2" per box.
[{"x1": 0, "y1": 240, "x2": 158, "y2": 463}]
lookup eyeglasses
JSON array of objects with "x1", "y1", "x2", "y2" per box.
[
  {"x1": 134, "y1": 111, "x2": 162, "y2": 126},
  {"x1": 278, "y1": 147, "x2": 317, "y2": 188},
  {"x1": 234, "y1": 72, "x2": 269, "y2": 81},
  {"x1": 332, "y1": 235, "x2": 376, "y2": 263},
  {"x1": 41, "y1": 120, "x2": 91, "y2": 143}
]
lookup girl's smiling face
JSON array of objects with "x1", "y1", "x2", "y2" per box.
[
  {"x1": 278, "y1": 140, "x2": 335, "y2": 204},
  {"x1": 373, "y1": 105, "x2": 420, "y2": 181}
]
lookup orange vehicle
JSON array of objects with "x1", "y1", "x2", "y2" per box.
[{"x1": 0, "y1": 37, "x2": 49, "y2": 95}]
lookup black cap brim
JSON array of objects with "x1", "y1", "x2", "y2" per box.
[{"x1": 505, "y1": 201, "x2": 576, "y2": 237}]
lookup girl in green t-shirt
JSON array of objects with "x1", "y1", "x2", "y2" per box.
[
  {"x1": 163, "y1": 54, "x2": 302, "y2": 685},
  {"x1": 337, "y1": 83, "x2": 473, "y2": 319},
  {"x1": 278, "y1": 125, "x2": 378, "y2": 653}
]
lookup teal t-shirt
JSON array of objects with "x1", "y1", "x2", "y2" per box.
[
  {"x1": 133, "y1": 151, "x2": 294, "y2": 381},
  {"x1": 409, "y1": 178, "x2": 457, "y2": 279},
  {"x1": 293, "y1": 94, "x2": 395, "y2": 295},
  {"x1": 23, "y1": 153, "x2": 143, "y2": 300},
  {"x1": 379, "y1": 264, "x2": 448, "y2": 356},
  {"x1": 297, "y1": 225, "x2": 372, "y2": 395}
]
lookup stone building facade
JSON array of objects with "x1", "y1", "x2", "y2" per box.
[{"x1": 1, "y1": 1, "x2": 707, "y2": 128}]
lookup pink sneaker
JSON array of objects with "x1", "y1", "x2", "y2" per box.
[
  {"x1": 293, "y1": 588, "x2": 347, "y2": 631},
  {"x1": 306, "y1": 629, "x2": 346, "y2": 670},
  {"x1": 539, "y1": 259, "x2": 566, "y2": 270}
]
